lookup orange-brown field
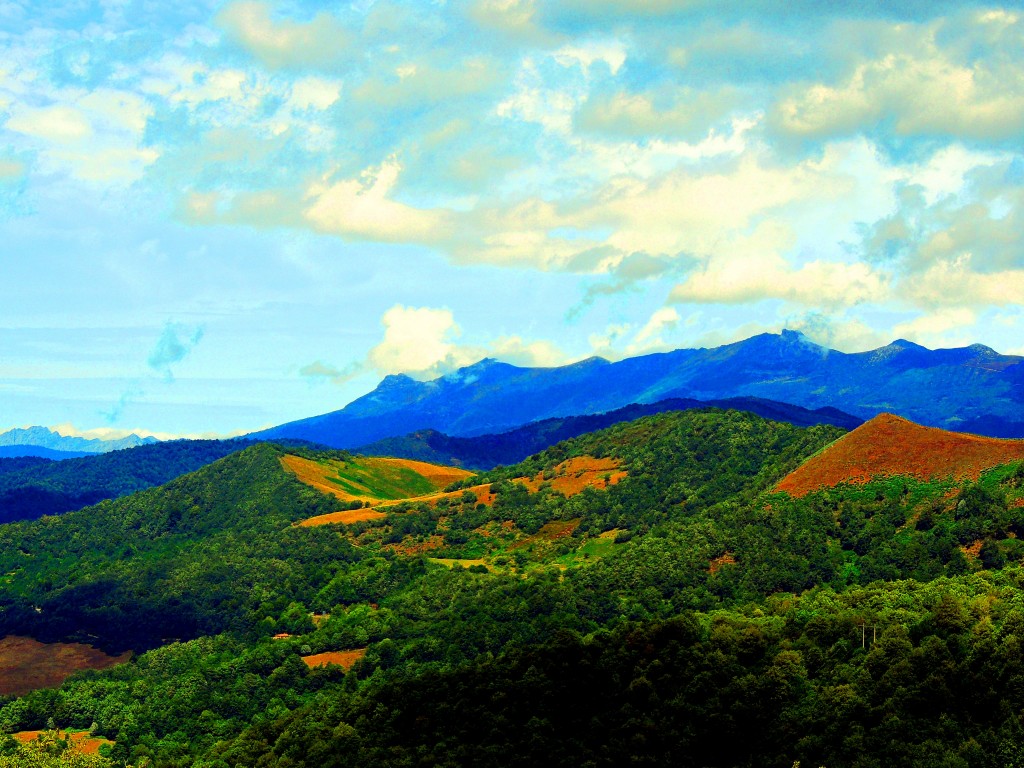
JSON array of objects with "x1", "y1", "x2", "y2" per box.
[
  {"x1": 301, "y1": 648, "x2": 367, "y2": 670},
  {"x1": 14, "y1": 730, "x2": 114, "y2": 756},
  {"x1": 519, "y1": 456, "x2": 627, "y2": 496},
  {"x1": 382, "y1": 457, "x2": 474, "y2": 488},
  {"x1": 0, "y1": 636, "x2": 130, "y2": 697},
  {"x1": 296, "y1": 455, "x2": 624, "y2": 530},
  {"x1": 281, "y1": 455, "x2": 474, "y2": 503},
  {"x1": 775, "y1": 414, "x2": 1024, "y2": 498},
  {"x1": 296, "y1": 508, "x2": 387, "y2": 527}
]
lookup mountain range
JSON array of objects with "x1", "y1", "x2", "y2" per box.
[
  {"x1": 255, "y1": 330, "x2": 1024, "y2": 447},
  {"x1": 0, "y1": 426, "x2": 158, "y2": 458}
]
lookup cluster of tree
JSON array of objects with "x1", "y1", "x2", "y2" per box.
[
  {"x1": 0, "y1": 440, "x2": 251, "y2": 523},
  {"x1": 0, "y1": 410, "x2": 1020, "y2": 765}
]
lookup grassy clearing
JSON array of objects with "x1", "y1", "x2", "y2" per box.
[{"x1": 282, "y1": 454, "x2": 474, "y2": 505}]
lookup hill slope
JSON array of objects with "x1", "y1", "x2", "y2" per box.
[
  {"x1": 0, "y1": 439, "x2": 253, "y2": 523},
  {"x1": 254, "y1": 330, "x2": 1024, "y2": 447},
  {"x1": 776, "y1": 413, "x2": 1024, "y2": 497},
  {"x1": 353, "y1": 396, "x2": 861, "y2": 469}
]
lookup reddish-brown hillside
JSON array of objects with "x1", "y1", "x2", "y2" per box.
[{"x1": 776, "y1": 413, "x2": 1024, "y2": 497}]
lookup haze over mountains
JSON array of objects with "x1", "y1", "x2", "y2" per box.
[
  {"x1": 255, "y1": 330, "x2": 1024, "y2": 448},
  {"x1": 0, "y1": 426, "x2": 158, "y2": 458}
]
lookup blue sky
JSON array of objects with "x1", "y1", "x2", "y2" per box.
[{"x1": 3, "y1": 0, "x2": 1024, "y2": 438}]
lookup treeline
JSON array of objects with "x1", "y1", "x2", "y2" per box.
[{"x1": 0, "y1": 440, "x2": 252, "y2": 523}]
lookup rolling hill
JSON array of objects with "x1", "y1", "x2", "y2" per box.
[
  {"x1": 254, "y1": 330, "x2": 1024, "y2": 448},
  {"x1": 353, "y1": 396, "x2": 862, "y2": 469},
  {"x1": 775, "y1": 413, "x2": 1024, "y2": 497},
  {"x1": 0, "y1": 439, "x2": 254, "y2": 523}
]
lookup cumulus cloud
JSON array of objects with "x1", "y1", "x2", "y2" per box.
[
  {"x1": 770, "y1": 14, "x2": 1024, "y2": 144},
  {"x1": 4, "y1": 89, "x2": 158, "y2": 182},
  {"x1": 304, "y1": 158, "x2": 454, "y2": 244},
  {"x1": 218, "y1": 1, "x2": 353, "y2": 70},
  {"x1": 367, "y1": 305, "x2": 478, "y2": 378},
  {"x1": 305, "y1": 305, "x2": 571, "y2": 385},
  {"x1": 148, "y1": 322, "x2": 205, "y2": 381},
  {"x1": 670, "y1": 252, "x2": 890, "y2": 308},
  {"x1": 576, "y1": 88, "x2": 740, "y2": 140}
]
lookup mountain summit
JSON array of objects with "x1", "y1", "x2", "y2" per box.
[{"x1": 253, "y1": 331, "x2": 1024, "y2": 448}]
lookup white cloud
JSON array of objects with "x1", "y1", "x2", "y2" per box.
[
  {"x1": 7, "y1": 104, "x2": 91, "y2": 143},
  {"x1": 553, "y1": 39, "x2": 627, "y2": 75},
  {"x1": 304, "y1": 157, "x2": 454, "y2": 243},
  {"x1": 633, "y1": 307, "x2": 680, "y2": 346},
  {"x1": 368, "y1": 305, "x2": 476, "y2": 378},
  {"x1": 288, "y1": 77, "x2": 342, "y2": 111},
  {"x1": 489, "y1": 335, "x2": 567, "y2": 367},
  {"x1": 4, "y1": 88, "x2": 158, "y2": 182},
  {"x1": 218, "y1": 1, "x2": 352, "y2": 70},
  {"x1": 771, "y1": 16, "x2": 1024, "y2": 143},
  {"x1": 576, "y1": 88, "x2": 739, "y2": 140},
  {"x1": 308, "y1": 305, "x2": 571, "y2": 383},
  {"x1": 905, "y1": 256, "x2": 1024, "y2": 309},
  {"x1": 670, "y1": 250, "x2": 889, "y2": 308}
]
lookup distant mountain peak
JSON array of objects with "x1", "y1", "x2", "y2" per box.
[{"x1": 0, "y1": 426, "x2": 158, "y2": 454}]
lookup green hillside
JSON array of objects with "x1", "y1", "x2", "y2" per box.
[
  {"x1": 0, "y1": 409, "x2": 1022, "y2": 766},
  {"x1": 0, "y1": 440, "x2": 252, "y2": 523}
]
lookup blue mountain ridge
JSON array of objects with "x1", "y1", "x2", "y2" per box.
[
  {"x1": 253, "y1": 330, "x2": 1024, "y2": 447},
  {"x1": 0, "y1": 426, "x2": 159, "y2": 455}
]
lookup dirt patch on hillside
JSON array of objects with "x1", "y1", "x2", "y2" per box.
[
  {"x1": 302, "y1": 648, "x2": 366, "y2": 671},
  {"x1": 776, "y1": 414, "x2": 1024, "y2": 498},
  {"x1": 709, "y1": 552, "x2": 737, "y2": 573},
  {"x1": 0, "y1": 636, "x2": 130, "y2": 696},
  {"x1": 387, "y1": 535, "x2": 445, "y2": 555},
  {"x1": 511, "y1": 519, "x2": 580, "y2": 550},
  {"x1": 520, "y1": 456, "x2": 627, "y2": 496},
  {"x1": 14, "y1": 730, "x2": 114, "y2": 756},
  {"x1": 962, "y1": 539, "x2": 984, "y2": 560},
  {"x1": 297, "y1": 508, "x2": 387, "y2": 527},
  {"x1": 375, "y1": 482, "x2": 498, "y2": 510}
]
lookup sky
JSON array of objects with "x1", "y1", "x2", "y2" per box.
[{"x1": 3, "y1": 0, "x2": 1024, "y2": 439}]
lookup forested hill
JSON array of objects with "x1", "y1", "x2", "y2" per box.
[
  {"x1": 0, "y1": 442, "x2": 354, "y2": 651},
  {"x1": 0, "y1": 439, "x2": 255, "y2": 523},
  {"x1": 2, "y1": 411, "x2": 1024, "y2": 766},
  {"x1": 354, "y1": 396, "x2": 861, "y2": 469}
]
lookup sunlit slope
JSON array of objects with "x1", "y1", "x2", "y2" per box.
[
  {"x1": 280, "y1": 454, "x2": 473, "y2": 504},
  {"x1": 776, "y1": 413, "x2": 1024, "y2": 497}
]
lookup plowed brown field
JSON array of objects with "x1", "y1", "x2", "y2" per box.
[
  {"x1": 301, "y1": 648, "x2": 366, "y2": 670},
  {"x1": 0, "y1": 636, "x2": 130, "y2": 696},
  {"x1": 776, "y1": 413, "x2": 1024, "y2": 497}
]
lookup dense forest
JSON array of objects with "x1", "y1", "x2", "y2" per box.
[
  {"x1": 0, "y1": 409, "x2": 1022, "y2": 766},
  {"x1": 0, "y1": 440, "x2": 255, "y2": 524}
]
